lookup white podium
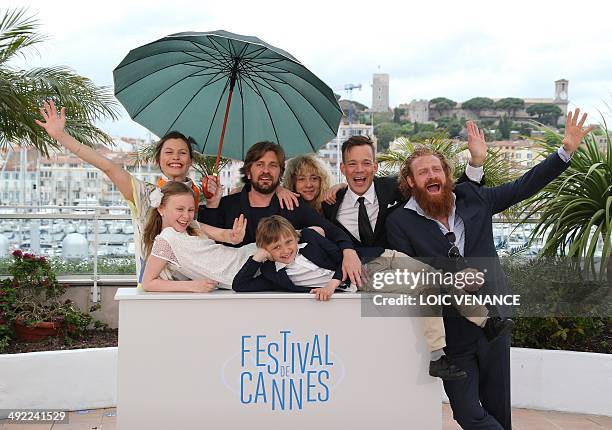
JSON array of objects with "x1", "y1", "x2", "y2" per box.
[{"x1": 115, "y1": 288, "x2": 442, "y2": 429}]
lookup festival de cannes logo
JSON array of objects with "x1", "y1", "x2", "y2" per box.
[{"x1": 221, "y1": 330, "x2": 345, "y2": 411}]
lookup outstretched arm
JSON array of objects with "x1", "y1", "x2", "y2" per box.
[
  {"x1": 484, "y1": 108, "x2": 594, "y2": 214},
  {"x1": 141, "y1": 255, "x2": 218, "y2": 293},
  {"x1": 198, "y1": 214, "x2": 247, "y2": 244},
  {"x1": 36, "y1": 100, "x2": 135, "y2": 203}
]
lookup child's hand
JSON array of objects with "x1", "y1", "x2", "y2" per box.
[
  {"x1": 253, "y1": 247, "x2": 271, "y2": 262},
  {"x1": 311, "y1": 280, "x2": 340, "y2": 301},
  {"x1": 191, "y1": 279, "x2": 218, "y2": 293},
  {"x1": 228, "y1": 214, "x2": 247, "y2": 244}
]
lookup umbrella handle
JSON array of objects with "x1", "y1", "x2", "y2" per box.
[{"x1": 201, "y1": 175, "x2": 218, "y2": 200}]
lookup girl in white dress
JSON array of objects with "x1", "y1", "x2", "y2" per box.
[{"x1": 141, "y1": 181, "x2": 257, "y2": 292}]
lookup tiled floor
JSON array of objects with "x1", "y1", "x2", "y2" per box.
[
  {"x1": 1, "y1": 405, "x2": 610, "y2": 429},
  {"x1": 442, "y1": 404, "x2": 612, "y2": 430}
]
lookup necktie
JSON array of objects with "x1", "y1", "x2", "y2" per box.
[{"x1": 357, "y1": 196, "x2": 374, "y2": 246}]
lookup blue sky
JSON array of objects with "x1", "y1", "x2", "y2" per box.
[{"x1": 10, "y1": 0, "x2": 612, "y2": 138}]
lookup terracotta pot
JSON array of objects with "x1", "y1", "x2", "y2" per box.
[{"x1": 13, "y1": 318, "x2": 62, "y2": 343}]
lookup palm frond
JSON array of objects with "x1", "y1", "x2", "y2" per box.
[
  {"x1": 0, "y1": 9, "x2": 119, "y2": 156},
  {"x1": 522, "y1": 123, "x2": 611, "y2": 277},
  {"x1": 0, "y1": 66, "x2": 119, "y2": 156},
  {"x1": 0, "y1": 8, "x2": 46, "y2": 65},
  {"x1": 377, "y1": 134, "x2": 518, "y2": 186}
]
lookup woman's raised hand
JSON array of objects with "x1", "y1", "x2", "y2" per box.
[
  {"x1": 35, "y1": 100, "x2": 66, "y2": 141},
  {"x1": 203, "y1": 176, "x2": 223, "y2": 208}
]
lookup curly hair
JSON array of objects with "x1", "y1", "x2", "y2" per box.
[
  {"x1": 283, "y1": 154, "x2": 332, "y2": 214},
  {"x1": 398, "y1": 147, "x2": 455, "y2": 198}
]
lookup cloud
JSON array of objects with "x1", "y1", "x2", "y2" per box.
[{"x1": 8, "y1": 0, "x2": 612, "y2": 136}]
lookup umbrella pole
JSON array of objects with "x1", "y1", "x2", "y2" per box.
[
  {"x1": 203, "y1": 62, "x2": 239, "y2": 199},
  {"x1": 215, "y1": 88, "x2": 234, "y2": 172},
  {"x1": 215, "y1": 60, "x2": 240, "y2": 172}
]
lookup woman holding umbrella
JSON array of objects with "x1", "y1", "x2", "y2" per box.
[{"x1": 36, "y1": 100, "x2": 297, "y2": 283}]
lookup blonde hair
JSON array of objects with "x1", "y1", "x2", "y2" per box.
[
  {"x1": 142, "y1": 181, "x2": 198, "y2": 258},
  {"x1": 283, "y1": 154, "x2": 332, "y2": 214},
  {"x1": 398, "y1": 147, "x2": 455, "y2": 199},
  {"x1": 255, "y1": 215, "x2": 300, "y2": 248}
]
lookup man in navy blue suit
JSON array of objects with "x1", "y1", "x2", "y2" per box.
[{"x1": 386, "y1": 109, "x2": 594, "y2": 430}]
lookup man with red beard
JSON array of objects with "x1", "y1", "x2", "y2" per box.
[
  {"x1": 387, "y1": 111, "x2": 594, "y2": 430},
  {"x1": 200, "y1": 141, "x2": 364, "y2": 286}
]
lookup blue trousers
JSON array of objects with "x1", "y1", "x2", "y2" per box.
[{"x1": 443, "y1": 318, "x2": 512, "y2": 430}]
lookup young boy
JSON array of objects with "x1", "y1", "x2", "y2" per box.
[{"x1": 232, "y1": 215, "x2": 514, "y2": 380}]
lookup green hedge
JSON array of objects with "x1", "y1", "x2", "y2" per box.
[
  {"x1": 501, "y1": 255, "x2": 610, "y2": 353},
  {"x1": 0, "y1": 256, "x2": 135, "y2": 276}
]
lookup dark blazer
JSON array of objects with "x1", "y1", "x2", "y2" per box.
[
  {"x1": 322, "y1": 172, "x2": 480, "y2": 260},
  {"x1": 386, "y1": 151, "x2": 570, "y2": 323},
  {"x1": 198, "y1": 184, "x2": 354, "y2": 250},
  {"x1": 232, "y1": 228, "x2": 343, "y2": 292}
]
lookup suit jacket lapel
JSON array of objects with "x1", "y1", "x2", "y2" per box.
[
  {"x1": 329, "y1": 186, "x2": 348, "y2": 221},
  {"x1": 373, "y1": 178, "x2": 388, "y2": 239},
  {"x1": 454, "y1": 189, "x2": 479, "y2": 254},
  {"x1": 404, "y1": 206, "x2": 450, "y2": 250}
]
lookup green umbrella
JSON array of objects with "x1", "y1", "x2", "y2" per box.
[{"x1": 113, "y1": 30, "x2": 342, "y2": 169}]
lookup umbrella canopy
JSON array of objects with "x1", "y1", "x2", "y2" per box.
[{"x1": 113, "y1": 30, "x2": 343, "y2": 161}]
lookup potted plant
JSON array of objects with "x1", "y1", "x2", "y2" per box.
[{"x1": 3, "y1": 250, "x2": 98, "y2": 343}]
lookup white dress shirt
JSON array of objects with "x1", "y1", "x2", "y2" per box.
[
  {"x1": 337, "y1": 183, "x2": 379, "y2": 242},
  {"x1": 275, "y1": 244, "x2": 357, "y2": 291},
  {"x1": 275, "y1": 244, "x2": 336, "y2": 288},
  {"x1": 405, "y1": 194, "x2": 466, "y2": 255},
  {"x1": 336, "y1": 166, "x2": 484, "y2": 243}
]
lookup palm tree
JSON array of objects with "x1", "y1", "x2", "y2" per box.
[
  {"x1": 0, "y1": 8, "x2": 119, "y2": 155},
  {"x1": 377, "y1": 133, "x2": 518, "y2": 187},
  {"x1": 522, "y1": 124, "x2": 611, "y2": 277}
]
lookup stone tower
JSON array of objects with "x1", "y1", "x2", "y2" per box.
[{"x1": 372, "y1": 73, "x2": 390, "y2": 112}]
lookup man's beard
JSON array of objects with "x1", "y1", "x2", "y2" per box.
[
  {"x1": 251, "y1": 176, "x2": 280, "y2": 194},
  {"x1": 411, "y1": 178, "x2": 454, "y2": 219}
]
